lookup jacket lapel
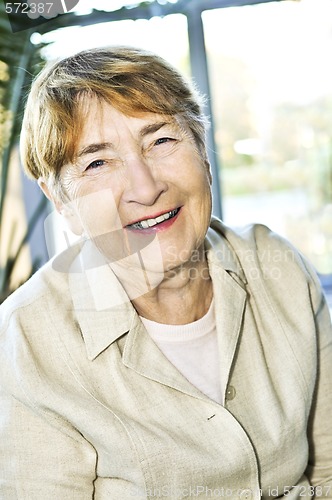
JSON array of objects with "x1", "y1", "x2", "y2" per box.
[
  {"x1": 205, "y1": 226, "x2": 248, "y2": 404},
  {"x1": 211, "y1": 266, "x2": 247, "y2": 405},
  {"x1": 122, "y1": 314, "x2": 213, "y2": 402}
]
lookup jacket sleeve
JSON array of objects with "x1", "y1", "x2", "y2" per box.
[
  {"x1": 0, "y1": 388, "x2": 97, "y2": 499},
  {"x1": 0, "y1": 343, "x2": 97, "y2": 499},
  {"x1": 304, "y1": 259, "x2": 332, "y2": 496}
]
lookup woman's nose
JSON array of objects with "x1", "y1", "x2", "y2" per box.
[{"x1": 123, "y1": 154, "x2": 167, "y2": 206}]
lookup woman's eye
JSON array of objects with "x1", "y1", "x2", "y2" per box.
[
  {"x1": 154, "y1": 137, "x2": 175, "y2": 146},
  {"x1": 85, "y1": 159, "x2": 105, "y2": 171}
]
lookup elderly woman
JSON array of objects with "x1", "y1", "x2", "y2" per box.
[{"x1": 0, "y1": 47, "x2": 331, "y2": 499}]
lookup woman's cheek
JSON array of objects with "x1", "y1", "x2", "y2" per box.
[{"x1": 76, "y1": 187, "x2": 123, "y2": 238}]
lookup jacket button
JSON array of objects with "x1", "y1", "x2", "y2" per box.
[
  {"x1": 239, "y1": 489, "x2": 252, "y2": 500},
  {"x1": 226, "y1": 385, "x2": 236, "y2": 401}
]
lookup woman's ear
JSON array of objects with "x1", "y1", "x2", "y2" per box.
[
  {"x1": 198, "y1": 143, "x2": 212, "y2": 185},
  {"x1": 38, "y1": 178, "x2": 62, "y2": 212},
  {"x1": 38, "y1": 177, "x2": 84, "y2": 236},
  {"x1": 204, "y1": 159, "x2": 212, "y2": 185}
]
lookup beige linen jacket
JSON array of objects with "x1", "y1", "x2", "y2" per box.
[{"x1": 0, "y1": 219, "x2": 331, "y2": 499}]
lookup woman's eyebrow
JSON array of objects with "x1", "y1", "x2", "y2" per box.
[
  {"x1": 139, "y1": 121, "x2": 173, "y2": 137},
  {"x1": 77, "y1": 142, "x2": 114, "y2": 158}
]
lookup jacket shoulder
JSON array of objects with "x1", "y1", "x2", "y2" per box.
[
  {"x1": 0, "y1": 247, "x2": 77, "y2": 333},
  {"x1": 210, "y1": 217, "x2": 306, "y2": 269},
  {"x1": 209, "y1": 217, "x2": 325, "y2": 314}
]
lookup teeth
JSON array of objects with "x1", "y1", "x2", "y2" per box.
[{"x1": 128, "y1": 208, "x2": 179, "y2": 229}]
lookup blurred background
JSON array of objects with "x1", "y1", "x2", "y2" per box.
[{"x1": 1, "y1": 0, "x2": 332, "y2": 309}]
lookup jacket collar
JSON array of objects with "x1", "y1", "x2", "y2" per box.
[
  {"x1": 206, "y1": 217, "x2": 247, "y2": 284},
  {"x1": 68, "y1": 240, "x2": 136, "y2": 360}
]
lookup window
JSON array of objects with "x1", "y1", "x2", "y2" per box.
[{"x1": 203, "y1": 0, "x2": 332, "y2": 279}]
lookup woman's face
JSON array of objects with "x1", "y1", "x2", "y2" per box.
[{"x1": 59, "y1": 98, "x2": 212, "y2": 277}]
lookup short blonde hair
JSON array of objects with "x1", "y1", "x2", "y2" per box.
[{"x1": 20, "y1": 46, "x2": 208, "y2": 181}]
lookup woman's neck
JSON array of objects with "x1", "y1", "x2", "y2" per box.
[{"x1": 131, "y1": 255, "x2": 213, "y2": 325}]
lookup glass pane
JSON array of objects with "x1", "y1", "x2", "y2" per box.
[
  {"x1": 41, "y1": 13, "x2": 189, "y2": 73},
  {"x1": 203, "y1": 0, "x2": 332, "y2": 276}
]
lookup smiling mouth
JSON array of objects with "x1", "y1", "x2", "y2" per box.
[{"x1": 126, "y1": 208, "x2": 180, "y2": 230}]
